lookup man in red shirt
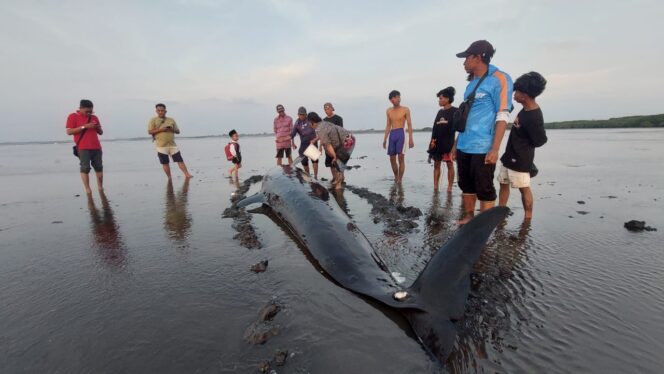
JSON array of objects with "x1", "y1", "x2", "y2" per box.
[{"x1": 66, "y1": 99, "x2": 104, "y2": 194}]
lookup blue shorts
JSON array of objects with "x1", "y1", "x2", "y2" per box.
[{"x1": 387, "y1": 128, "x2": 405, "y2": 156}]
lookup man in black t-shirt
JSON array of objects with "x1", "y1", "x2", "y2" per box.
[
  {"x1": 497, "y1": 72, "x2": 548, "y2": 220},
  {"x1": 323, "y1": 102, "x2": 344, "y2": 182}
]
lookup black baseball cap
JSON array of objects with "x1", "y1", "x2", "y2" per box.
[{"x1": 456, "y1": 40, "x2": 495, "y2": 58}]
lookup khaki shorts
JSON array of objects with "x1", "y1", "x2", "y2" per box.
[
  {"x1": 497, "y1": 165, "x2": 530, "y2": 188},
  {"x1": 156, "y1": 146, "x2": 180, "y2": 156}
]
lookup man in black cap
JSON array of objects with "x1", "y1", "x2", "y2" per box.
[{"x1": 454, "y1": 40, "x2": 513, "y2": 224}]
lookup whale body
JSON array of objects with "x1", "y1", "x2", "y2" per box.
[{"x1": 238, "y1": 166, "x2": 508, "y2": 362}]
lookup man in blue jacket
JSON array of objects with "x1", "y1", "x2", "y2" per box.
[{"x1": 454, "y1": 40, "x2": 513, "y2": 224}]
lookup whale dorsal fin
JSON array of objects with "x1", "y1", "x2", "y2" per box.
[{"x1": 409, "y1": 207, "x2": 509, "y2": 318}]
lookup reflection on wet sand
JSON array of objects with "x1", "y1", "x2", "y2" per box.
[
  {"x1": 86, "y1": 192, "x2": 125, "y2": 267},
  {"x1": 164, "y1": 178, "x2": 192, "y2": 246},
  {"x1": 389, "y1": 182, "x2": 404, "y2": 207},
  {"x1": 447, "y1": 220, "x2": 537, "y2": 373}
]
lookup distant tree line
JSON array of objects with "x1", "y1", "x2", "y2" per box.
[{"x1": 543, "y1": 114, "x2": 664, "y2": 129}]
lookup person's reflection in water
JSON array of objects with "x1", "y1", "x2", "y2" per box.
[
  {"x1": 423, "y1": 191, "x2": 455, "y2": 252},
  {"x1": 86, "y1": 191, "x2": 126, "y2": 268},
  {"x1": 389, "y1": 182, "x2": 404, "y2": 207},
  {"x1": 448, "y1": 219, "x2": 536, "y2": 372},
  {"x1": 330, "y1": 187, "x2": 350, "y2": 216},
  {"x1": 164, "y1": 178, "x2": 192, "y2": 246}
]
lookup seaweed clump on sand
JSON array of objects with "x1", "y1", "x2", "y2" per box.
[
  {"x1": 222, "y1": 175, "x2": 264, "y2": 249},
  {"x1": 345, "y1": 185, "x2": 422, "y2": 235}
]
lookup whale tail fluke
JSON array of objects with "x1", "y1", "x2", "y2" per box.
[{"x1": 409, "y1": 207, "x2": 509, "y2": 318}]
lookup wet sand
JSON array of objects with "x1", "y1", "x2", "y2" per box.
[{"x1": 1, "y1": 129, "x2": 663, "y2": 373}]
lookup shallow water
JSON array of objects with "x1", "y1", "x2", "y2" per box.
[{"x1": 1, "y1": 129, "x2": 663, "y2": 373}]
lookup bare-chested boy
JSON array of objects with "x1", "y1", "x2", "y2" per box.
[{"x1": 382, "y1": 90, "x2": 414, "y2": 183}]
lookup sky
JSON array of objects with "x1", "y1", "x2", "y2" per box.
[{"x1": 0, "y1": 0, "x2": 662, "y2": 142}]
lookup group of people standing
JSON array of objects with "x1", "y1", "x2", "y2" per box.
[
  {"x1": 67, "y1": 39, "x2": 547, "y2": 221},
  {"x1": 426, "y1": 40, "x2": 548, "y2": 222}
]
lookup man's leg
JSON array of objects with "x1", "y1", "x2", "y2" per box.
[
  {"x1": 95, "y1": 171, "x2": 104, "y2": 191},
  {"x1": 433, "y1": 160, "x2": 441, "y2": 191},
  {"x1": 389, "y1": 155, "x2": 398, "y2": 180},
  {"x1": 520, "y1": 187, "x2": 534, "y2": 219},
  {"x1": 459, "y1": 193, "x2": 477, "y2": 224},
  {"x1": 158, "y1": 152, "x2": 171, "y2": 179},
  {"x1": 498, "y1": 183, "x2": 510, "y2": 206},
  {"x1": 287, "y1": 149, "x2": 293, "y2": 166},
  {"x1": 313, "y1": 161, "x2": 319, "y2": 179},
  {"x1": 476, "y1": 155, "x2": 497, "y2": 213},
  {"x1": 80, "y1": 173, "x2": 92, "y2": 194},
  {"x1": 445, "y1": 161, "x2": 455, "y2": 192},
  {"x1": 176, "y1": 162, "x2": 192, "y2": 178},
  {"x1": 79, "y1": 150, "x2": 93, "y2": 194},
  {"x1": 479, "y1": 199, "x2": 495, "y2": 212},
  {"x1": 456, "y1": 150, "x2": 477, "y2": 225},
  {"x1": 163, "y1": 164, "x2": 172, "y2": 179},
  {"x1": 89, "y1": 150, "x2": 104, "y2": 192},
  {"x1": 397, "y1": 154, "x2": 406, "y2": 183}
]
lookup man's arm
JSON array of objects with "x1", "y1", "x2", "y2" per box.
[
  {"x1": 173, "y1": 121, "x2": 180, "y2": 135},
  {"x1": 382, "y1": 110, "x2": 391, "y2": 149},
  {"x1": 406, "y1": 108, "x2": 414, "y2": 148},
  {"x1": 486, "y1": 71, "x2": 512, "y2": 164},
  {"x1": 485, "y1": 120, "x2": 506, "y2": 164}
]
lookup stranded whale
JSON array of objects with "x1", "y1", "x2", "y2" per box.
[{"x1": 238, "y1": 166, "x2": 508, "y2": 362}]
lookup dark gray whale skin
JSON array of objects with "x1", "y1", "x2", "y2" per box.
[{"x1": 238, "y1": 166, "x2": 509, "y2": 362}]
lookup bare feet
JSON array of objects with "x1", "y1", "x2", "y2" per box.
[{"x1": 457, "y1": 215, "x2": 473, "y2": 225}]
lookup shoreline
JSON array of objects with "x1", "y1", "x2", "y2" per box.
[{"x1": 2, "y1": 115, "x2": 663, "y2": 146}]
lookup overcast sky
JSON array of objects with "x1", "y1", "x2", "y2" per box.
[{"x1": 0, "y1": 0, "x2": 662, "y2": 142}]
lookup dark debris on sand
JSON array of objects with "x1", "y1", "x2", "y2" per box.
[
  {"x1": 346, "y1": 185, "x2": 422, "y2": 235},
  {"x1": 222, "y1": 175, "x2": 264, "y2": 249},
  {"x1": 244, "y1": 299, "x2": 282, "y2": 345},
  {"x1": 624, "y1": 220, "x2": 657, "y2": 232},
  {"x1": 250, "y1": 260, "x2": 269, "y2": 273}
]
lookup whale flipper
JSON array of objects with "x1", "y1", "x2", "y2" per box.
[
  {"x1": 237, "y1": 193, "x2": 266, "y2": 208},
  {"x1": 409, "y1": 207, "x2": 509, "y2": 318}
]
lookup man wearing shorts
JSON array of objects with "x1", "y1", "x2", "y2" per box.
[
  {"x1": 147, "y1": 103, "x2": 193, "y2": 180},
  {"x1": 291, "y1": 106, "x2": 319, "y2": 178},
  {"x1": 322, "y1": 102, "x2": 343, "y2": 180},
  {"x1": 498, "y1": 72, "x2": 548, "y2": 220},
  {"x1": 66, "y1": 99, "x2": 104, "y2": 194},
  {"x1": 454, "y1": 40, "x2": 513, "y2": 224},
  {"x1": 274, "y1": 104, "x2": 293, "y2": 166},
  {"x1": 382, "y1": 90, "x2": 414, "y2": 183}
]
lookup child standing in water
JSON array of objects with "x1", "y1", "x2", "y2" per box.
[
  {"x1": 225, "y1": 130, "x2": 241, "y2": 179},
  {"x1": 428, "y1": 87, "x2": 458, "y2": 192},
  {"x1": 498, "y1": 72, "x2": 548, "y2": 221}
]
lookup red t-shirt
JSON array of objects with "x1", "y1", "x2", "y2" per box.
[{"x1": 66, "y1": 111, "x2": 102, "y2": 150}]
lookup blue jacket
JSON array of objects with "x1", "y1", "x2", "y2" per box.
[{"x1": 456, "y1": 64, "x2": 513, "y2": 154}]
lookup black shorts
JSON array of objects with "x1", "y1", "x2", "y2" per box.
[
  {"x1": 79, "y1": 149, "x2": 103, "y2": 173},
  {"x1": 299, "y1": 142, "x2": 319, "y2": 167},
  {"x1": 276, "y1": 148, "x2": 292, "y2": 158},
  {"x1": 158, "y1": 151, "x2": 184, "y2": 164},
  {"x1": 232, "y1": 156, "x2": 242, "y2": 165},
  {"x1": 456, "y1": 150, "x2": 497, "y2": 201}
]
